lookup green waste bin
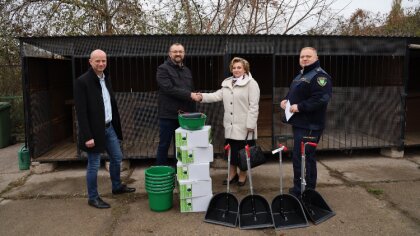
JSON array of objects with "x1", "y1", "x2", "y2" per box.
[{"x1": 0, "y1": 102, "x2": 11, "y2": 148}]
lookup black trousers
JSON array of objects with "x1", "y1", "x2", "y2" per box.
[
  {"x1": 291, "y1": 126, "x2": 322, "y2": 195},
  {"x1": 224, "y1": 138, "x2": 256, "y2": 167}
]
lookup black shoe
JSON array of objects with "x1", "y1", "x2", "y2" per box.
[
  {"x1": 88, "y1": 197, "x2": 110, "y2": 209},
  {"x1": 222, "y1": 174, "x2": 239, "y2": 185},
  {"x1": 112, "y1": 184, "x2": 136, "y2": 195},
  {"x1": 237, "y1": 177, "x2": 247, "y2": 187}
]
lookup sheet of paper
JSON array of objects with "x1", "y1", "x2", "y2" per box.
[{"x1": 285, "y1": 100, "x2": 293, "y2": 121}]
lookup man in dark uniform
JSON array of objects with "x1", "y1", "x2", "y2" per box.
[
  {"x1": 156, "y1": 43, "x2": 200, "y2": 165},
  {"x1": 280, "y1": 47, "x2": 332, "y2": 197},
  {"x1": 74, "y1": 49, "x2": 135, "y2": 209}
]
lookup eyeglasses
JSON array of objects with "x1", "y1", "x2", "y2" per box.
[{"x1": 170, "y1": 50, "x2": 185, "y2": 54}]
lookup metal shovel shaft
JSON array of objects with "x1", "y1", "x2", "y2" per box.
[
  {"x1": 227, "y1": 148, "x2": 231, "y2": 193},
  {"x1": 300, "y1": 142, "x2": 317, "y2": 195},
  {"x1": 279, "y1": 150, "x2": 283, "y2": 195},
  {"x1": 245, "y1": 145, "x2": 254, "y2": 196}
]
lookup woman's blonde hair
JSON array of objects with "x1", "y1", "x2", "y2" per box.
[{"x1": 229, "y1": 57, "x2": 250, "y2": 74}]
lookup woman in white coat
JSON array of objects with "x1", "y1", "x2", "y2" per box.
[{"x1": 197, "y1": 57, "x2": 260, "y2": 186}]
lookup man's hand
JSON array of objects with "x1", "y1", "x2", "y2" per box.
[
  {"x1": 85, "y1": 139, "x2": 95, "y2": 148},
  {"x1": 280, "y1": 100, "x2": 287, "y2": 110},
  {"x1": 290, "y1": 104, "x2": 299, "y2": 113},
  {"x1": 191, "y1": 92, "x2": 202, "y2": 102}
]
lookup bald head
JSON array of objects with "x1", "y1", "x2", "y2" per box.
[
  {"x1": 299, "y1": 47, "x2": 318, "y2": 68},
  {"x1": 89, "y1": 49, "x2": 107, "y2": 75}
]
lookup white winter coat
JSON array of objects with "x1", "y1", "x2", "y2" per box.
[{"x1": 201, "y1": 73, "x2": 260, "y2": 140}]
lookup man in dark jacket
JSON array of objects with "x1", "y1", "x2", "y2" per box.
[
  {"x1": 280, "y1": 47, "x2": 332, "y2": 198},
  {"x1": 156, "y1": 43, "x2": 200, "y2": 165},
  {"x1": 74, "y1": 49, "x2": 135, "y2": 209}
]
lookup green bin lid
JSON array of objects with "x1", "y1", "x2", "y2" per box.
[{"x1": 0, "y1": 102, "x2": 11, "y2": 111}]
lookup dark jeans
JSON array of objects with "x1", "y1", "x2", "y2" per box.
[
  {"x1": 291, "y1": 126, "x2": 322, "y2": 196},
  {"x1": 86, "y1": 124, "x2": 122, "y2": 200},
  {"x1": 156, "y1": 118, "x2": 179, "y2": 165}
]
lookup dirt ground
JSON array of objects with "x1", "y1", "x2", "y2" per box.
[{"x1": 0, "y1": 143, "x2": 419, "y2": 236}]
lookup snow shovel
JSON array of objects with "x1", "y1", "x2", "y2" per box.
[
  {"x1": 300, "y1": 141, "x2": 335, "y2": 224},
  {"x1": 204, "y1": 144, "x2": 239, "y2": 227},
  {"x1": 239, "y1": 144, "x2": 273, "y2": 229},
  {"x1": 271, "y1": 144, "x2": 309, "y2": 230}
]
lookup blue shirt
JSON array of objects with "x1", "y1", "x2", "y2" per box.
[{"x1": 98, "y1": 74, "x2": 112, "y2": 124}]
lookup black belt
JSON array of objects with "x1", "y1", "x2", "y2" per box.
[{"x1": 105, "y1": 122, "x2": 111, "y2": 128}]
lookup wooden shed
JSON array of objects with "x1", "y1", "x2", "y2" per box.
[{"x1": 19, "y1": 35, "x2": 420, "y2": 161}]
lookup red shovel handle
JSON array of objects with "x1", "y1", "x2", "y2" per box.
[
  {"x1": 307, "y1": 142, "x2": 317, "y2": 147},
  {"x1": 245, "y1": 144, "x2": 250, "y2": 158},
  {"x1": 278, "y1": 143, "x2": 288, "y2": 151},
  {"x1": 300, "y1": 141, "x2": 317, "y2": 153}
]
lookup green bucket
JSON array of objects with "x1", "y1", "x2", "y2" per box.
[
  {"x1": 178, "y1": 113, "x2": 206, "y2": 130},
  {"x1": 145, "y1": 180, "x2": 175, "y2": 188},
  {"x1": 145, "y1": 166, "x2": 175, "y2": 177},
  {"x1": 147, "y1": 189, "x2": 174, "y2": 212},
  {"x1": 145, "y1": 176, "x2": 175, "y2": 184},
  {"x1": 145, "y1": 174, "x2": 175, "y2": 182},
  {"x1": 18, "y1": 145, "x2": 30, "y2": 170},
  {"x1": 145, "y1": 184, "x2": 175, "y2": 193}
]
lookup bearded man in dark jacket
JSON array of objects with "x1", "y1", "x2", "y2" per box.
[{"x1": 155, "y1": 43, "x2": 201, "y2": 165}]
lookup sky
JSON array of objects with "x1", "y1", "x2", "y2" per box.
[{"x1": 333, "y1": 0, "x2": 419, "y2": 17}]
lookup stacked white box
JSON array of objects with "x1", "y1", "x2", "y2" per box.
[
  {"x1": 176, "y1": 144, "x2": 214, "y2": 164},
  {"x1": 176, "y1": 125, "x2": 213, "y2": 212}
]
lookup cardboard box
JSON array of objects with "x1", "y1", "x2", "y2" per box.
[
  {"x1": 180, "y1": 194, "x2": 213, "y2": 213},
  {"x1": 176, "y1": 162, "x2": 210, "y2": 181},
  {"x1": 175, "y1": 126, "x2": 212, "y2": 147},
  {"x1": 176, "y1": 144, "x2": 214, "y2": 164},
  {"x1": 178, "y1": 179, "x2": 212, "y2": 199}
]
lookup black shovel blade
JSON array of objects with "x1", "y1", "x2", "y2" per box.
[
  {"x1": 204, "y1": 192, "x2": 239, "y2": 227},
  {"x1": 239, "y1": 194, "x2": 273, "y2": 229},
  {"x1": 271, "y1": 194, "x2": 309, "y2": 230},
  {"x1": 302, "y1": 189, "x2": 335, "y2": 224}
]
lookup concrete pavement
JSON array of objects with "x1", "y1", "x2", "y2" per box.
[{"x1": 0, "y1": 143, "x2": 419, "y2": 235}]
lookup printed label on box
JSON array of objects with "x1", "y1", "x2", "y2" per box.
[
  {"x1": 176, "y1": 145, "x2": 213, "y2": 164},
  {"x1": 178, "y1": 179, "x2": 212, "y2": 199},
  {"x1": 175, "y1": 126, "x2": 212, "y2": 148}
]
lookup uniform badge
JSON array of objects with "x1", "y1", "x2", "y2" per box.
[{"x1": 317, "y1": 77, "x2": 327, "y2": 87}]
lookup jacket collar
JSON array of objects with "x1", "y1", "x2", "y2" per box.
[
  {"x1": 301, "y1": 60, "x2": 320, "y2": 75},
  {"x1": 88, "y1": 67, "x2": 108, "y2": 81},
  {"x1": 222, "y1": 72, "x2": 253, "y2": 89},
  {"x1": 166, "y1": 57, "x2": 184, "y2": 69}
]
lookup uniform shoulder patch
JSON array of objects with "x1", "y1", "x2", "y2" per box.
[{"x1": 317, "y1": 77, "x2": 327, "y2": 87}]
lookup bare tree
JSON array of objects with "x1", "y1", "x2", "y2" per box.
[
  {"x1": 3, "y1": 0, "x2": 344, "y2": 35},
  {"x1": 5, "y1": 0, "x2": 147, "y2": 36}
]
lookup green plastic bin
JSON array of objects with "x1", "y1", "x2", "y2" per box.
[
  {"x1": 0, "y1": 102, "x2": 11, "y2": 148},
  {"x1": 18, "y1": 145, "x2": 31, "y2": 170},
  {"x1": 147, "y1": 188, "x2": 174, "y2": 212},
  {"x1": 145, "y1": 166, "x2": 175, "y2": 177}
]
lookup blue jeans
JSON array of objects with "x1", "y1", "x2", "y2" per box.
[
  {"x1": 291, "y1": 126, "x2": 322, "y2": 196},
  {"x1": 156, "y1": 118, "x2": 179, "y2": 165},
  {"x1": 86, "y1": 124, "x2": 122, "y2": 200}
]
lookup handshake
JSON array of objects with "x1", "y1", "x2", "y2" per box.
[{"x1": 191, "y1": 92, "x2": 203, "y2": 102}]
